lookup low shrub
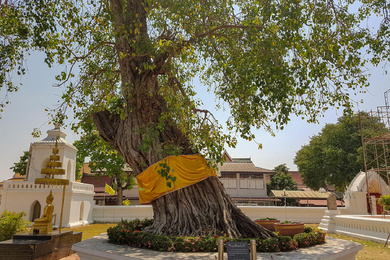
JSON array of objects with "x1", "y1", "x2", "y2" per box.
[
  {"x1": 115, "y1": 218, "x2": 154, "y2": 231},
  {"x1": 304, "y1": 226, "x2": 313, "y2": 233},
  {"x1": 258, "y1": 217, "x2": 277, "y2": 220},
  {"x1": 0, "y1": 210, "x2": 30, "y2": 242},
  {"x1": 293, "y1": 228, "x2": 326, "y2": 248},
  {"x1": 278, "y1": 235, "x2": 298, "y2": 251},
  {"x1": 107, "y1": 219, "x2": 325, "y2": 253}
]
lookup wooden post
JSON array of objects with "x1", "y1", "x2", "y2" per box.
[
  {"x1": 218, "y1": 239, "x2": 224, "y2": 260},
  {"x1": 250, "y1": 239, "x2": 256, "y2": 260}
]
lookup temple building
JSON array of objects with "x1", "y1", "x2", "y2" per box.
[{"x1": 0, "y1": 126, "x2": 94, "y2": 227}]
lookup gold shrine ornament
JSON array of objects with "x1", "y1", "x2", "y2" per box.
[
  {"x1": 40, "y1": 138, "x2": 65, "y2": 178},
  {"x1": 34, "y1": 129, "x2": 70, "y2": 234}
]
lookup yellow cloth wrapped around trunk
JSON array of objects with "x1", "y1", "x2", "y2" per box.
[{"x1": 136, "y1": 154, "x2": 217, "y2": 204}]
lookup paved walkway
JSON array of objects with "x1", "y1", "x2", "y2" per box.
[
  {"x1": 71, "y1": 234, "x2": 363, "y2": 260},
  {"x1": 61, "y1": 253, "x2": 80, "y2": 260}
]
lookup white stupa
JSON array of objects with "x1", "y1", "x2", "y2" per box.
[{"x1": 0, "y1": 126, "x2": 94, "y2": 227}]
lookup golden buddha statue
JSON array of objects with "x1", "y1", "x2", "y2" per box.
[{"x1": 32, "y1": 190, "x2": 55, "y2": 234}]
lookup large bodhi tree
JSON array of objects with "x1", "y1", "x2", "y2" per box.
[{"x1": 1, "y1": 0, "x2": 389, "y2": 238}]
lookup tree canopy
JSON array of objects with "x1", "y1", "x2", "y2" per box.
[
  {"x1": 1, "y1": 0, "x2": 389, "y2": 165},
  {"x1": 294, "y1": 113, "x2": 389, "y2": 191},
  {"x1": 10, "y1": 150, "x2": 28, "y2": 176},
  {"x1": 266, "y1": 164, "x2": 298, "y2": 205},
  {"x1": 267, "y1": 164, "x2": 298, "y2": 194}
]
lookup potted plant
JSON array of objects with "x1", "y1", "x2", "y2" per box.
[
  {"x1": 274, "y1": 221, "x2": 304, "y2": 236},
  {"x1": 254, "y1": 217, "x2": 280, "y2": 231}
]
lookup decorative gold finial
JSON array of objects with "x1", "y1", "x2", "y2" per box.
[{"x1": 40, "y1": 136, "x2": 65, "y2": 178}]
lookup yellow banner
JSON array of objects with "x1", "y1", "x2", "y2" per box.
[
  {"x1": 136, "y1": 154, "x2": 217, "y2": 204},
  {"x1": 105, "y1": 183, "x2": 115, "y2": 195}
]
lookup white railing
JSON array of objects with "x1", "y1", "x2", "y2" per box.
[
  {"x1": 92, "y1": 205, "x2": 154, "y2": 222},
  {"x1": 2, "y1": 181, "x2": 94, "y2": 193},
  {"x1": 3, "y1": 181, "x2": 64, "y2": 190},
  {"x1": 92, "y1": 205, "x2": 337, "y2": 223},
  {"x1": 332, "y1": 215, "x2": 390, "y2": 243}
]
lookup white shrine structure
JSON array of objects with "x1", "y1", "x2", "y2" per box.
[
  {"x1": 320, "y1": 170, "x2": 390, "y2": 243},
  {"x1": 344, "y1": 170, "x2": 390, "y2": 215},
  {"x1": 0, "y1": 126, "x2": 94, "y2": 227}
]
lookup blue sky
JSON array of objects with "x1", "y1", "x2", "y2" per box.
[{"x1": 1, "y1": 51, "x2": 389, "y2": 182}]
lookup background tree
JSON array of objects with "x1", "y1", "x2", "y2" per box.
[
  {"x1": 10, "y1": 151, "x2": 28, "y2": 176},
  {"x1": 74, "y1": 124, "x2": 135, "y2": 205},
  {"x1": 1, "y1": 0, "x2": 390, "y2": 238},
  {"x1": 294, "y1": 113, "x2": 389, "y2": 191},
  {"x1": 267, "y1": 164, "x2": 299, "y2": 206}
]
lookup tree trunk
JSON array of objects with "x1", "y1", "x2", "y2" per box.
[
  {"x1": 117, "y1": 185, "x2": 123, "y2": 206},
  {"x1": 144, "y1": 176, "x2": 275, "y2": 239},
  {"x1": 93, "y1": 107, "x2": 276, "y2": 239}
]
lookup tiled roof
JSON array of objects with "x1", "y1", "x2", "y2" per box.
[
  {"x1": 272, "y1": 190, "x2": 330, "y2": 199},
  {"x1": 219, "y1": 162, "x2": 274, "y2": 173},
  {"x1": 80, "y1": 162, "x2": 133, "y2": 177},
  {"x1": 299, "y1": 199, "x2": 345, "y2": 207},
  {"x1": 231, "y1": 197, "x2": 280, "y2": 202},
  {"x1": 81, "y1": 175, "x2": 113, "y2": 187},
  {"x1": 230, "y1": 158, "x2": 252, "y2": 163},
  {"x1": 271, "y1": 190, "x2": 344, "y2": 200},
  {"x1": 289, "y1": 171, "x2": 304, "y2": 186}
]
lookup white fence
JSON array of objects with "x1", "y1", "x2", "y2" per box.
[
  {"x1": 92, "y1": 205, "x2": 154, "y2": 223},
  {"x1": 331, "y1": 215, "x2": 390, "y2": 243},
  {"x1": 92, "y1": 205, "x2": 343, "y2": 223}
]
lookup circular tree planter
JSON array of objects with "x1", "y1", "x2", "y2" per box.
[
  {"x1": 274, "y1": 223, "x2": 304, "y2": 236},
  {"x1": 255, "y1": 219, "x2": 280, "y2": 231}
]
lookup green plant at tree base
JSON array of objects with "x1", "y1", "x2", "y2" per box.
[
  {"x1": 0, "y1": 210, "x2": 30, "y2": 242},
  {"x1": 259, "y1": 217, "x2": 277, "y2": 220},
  {"x1": 378, "y1": 195, "x2": 390, "y2": 211},
  {"x1": 107, "y1": 219, "x2": 325, "y2": 253}
]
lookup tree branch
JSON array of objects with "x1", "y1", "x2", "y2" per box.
[
  {"x1": 64, "y1": 41, "x2": 115, "y2": 60},
  {"x1": 189, "y1": 24, "x2": 264, "y2": 43},
  {"x1": 55, "y1": 60, "x2": 76, "y2": 88}
]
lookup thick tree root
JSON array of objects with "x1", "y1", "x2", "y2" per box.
[{"x1": 143, "y1": 176, "x2": 276, "y2": 239}]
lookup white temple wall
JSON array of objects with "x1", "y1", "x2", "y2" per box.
[
  {"x1": 27, "y1": 143, "x2": 77, "y2": 183},
  {"x1": 63, "y1": 148, "x2": 77, "y2": 182},
  {"x1": 0, "y1": 181, "x2": 94, "y2": 227},
  {"x1": 67, "y1": 183, "x2": 95, "y2": 227},
  {"x1": 92, "y1": 205, "x2": 348, "y2": 223},
  {"x1": 344, "y1": 191, "x2": 368, "y2": 215}
]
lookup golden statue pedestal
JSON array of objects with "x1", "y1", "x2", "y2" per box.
[{"x1": 31, "y1": 222, "x2": 53, "y2": 234}]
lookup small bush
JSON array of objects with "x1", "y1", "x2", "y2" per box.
[
  {"x1": 278, "y1": 236, "x2": 298, "y2": 251},
  {"x1": 304, "y1": 226, "x2": 313, "y2": 233},
  {"x1": 0, "y1": 210, "x2": 30, "y2": 242},
  {"x1": 107, "y1": 219, "x2": 325, "y2": 253},
  {"x1": 293, "y1": 228, "x2": 326, "y2": 248},
  {"x1": 116, "y1": 218, "x2": 154, "y2": 231},
  {"x1": 258, "y1": 217, "x2": 277, "y2": 220}
]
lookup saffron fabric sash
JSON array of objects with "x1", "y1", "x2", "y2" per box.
[{"x1": 136, "y1": 154, "x2": 217, "y2": 204}]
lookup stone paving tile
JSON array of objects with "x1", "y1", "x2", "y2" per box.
[
  {"x1": 72, "y1": 233, "x2": 363, "y2": 260},
  {"x1": 60, "y1": 253, "x2": 80, "y2": 260}
]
